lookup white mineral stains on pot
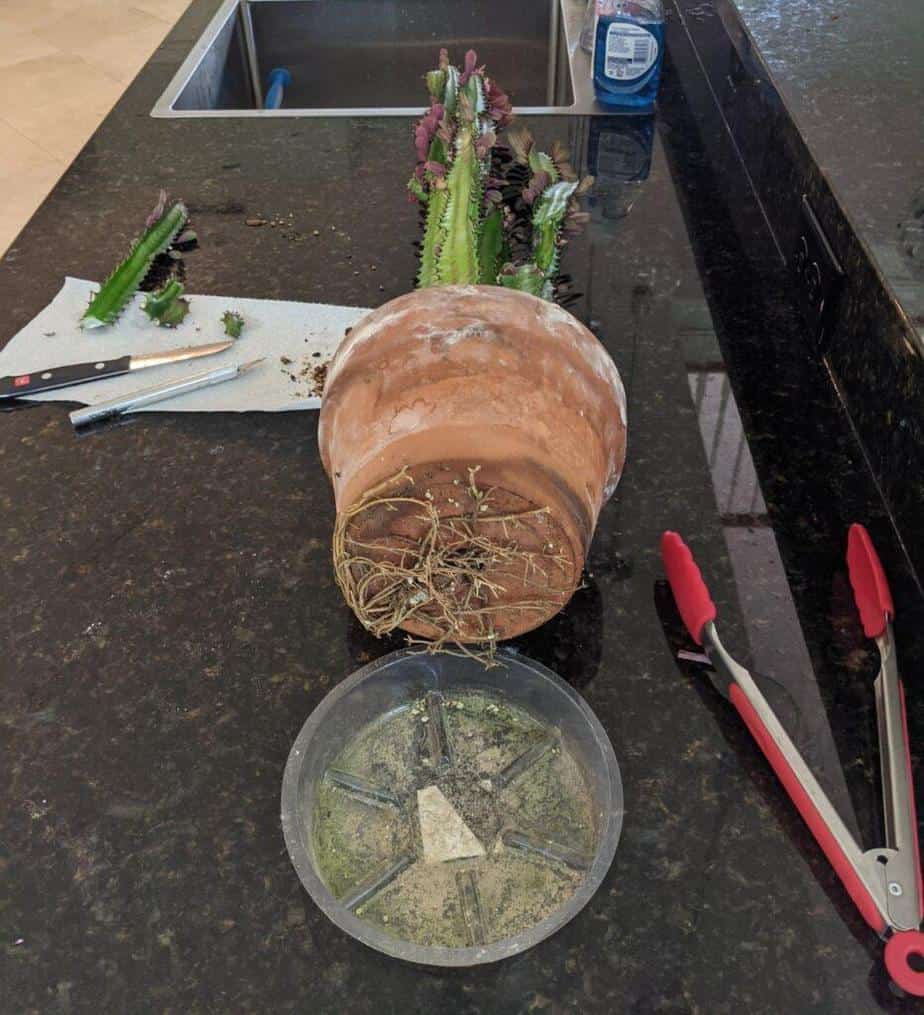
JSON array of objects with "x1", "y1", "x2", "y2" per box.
[
  {"x1": 439, "y1": 322, "x2": 493, "y2": 347},
  {"x1": 535, "y1": 298, "x2": 627, "y2": 427},
  {"x1": 325, "y1": 306, "x2": 406, "y2": 379},
  {"x1": 536, "y1": 299, "x2": 577, "y2": 329},
  {"x1": 407, "y1": 323, "x2": 447, "y2": 342},
  {"x1": 602, "y1": 460, "x2": 626, "y2": 500},
  {"x1": 607, "y1": 369, "x2": 628, "y2": 429},
  {"x1": 409, "y1": 321, "x2": 495, "y2": 349},
  {"x1": 388, "y1": 398, "x2": 436, "y2": 435}
]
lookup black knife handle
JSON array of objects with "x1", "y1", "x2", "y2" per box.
[{"x1": 0, "y1": 355, "x2": 133, "y2": 399}]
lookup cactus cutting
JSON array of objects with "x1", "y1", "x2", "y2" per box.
[
  {"x1": 141, "y1": 280, "x2": 190, "y2": 328},
  {"x1": 221, "y1": 310, "x2": 245, "y2": 338},
  {"x1": 81, "y1": 190, "x2": 188, "y2": 329}
]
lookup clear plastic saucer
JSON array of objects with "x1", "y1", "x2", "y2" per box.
[{"x1": 281, "y1": 649, "x2": 623, "y2": 966}]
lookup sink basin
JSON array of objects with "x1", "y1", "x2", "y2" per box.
[{"x1": 152, "y1": 0, "x2": 604, "y2": 117}]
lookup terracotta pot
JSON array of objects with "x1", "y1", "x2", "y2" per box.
[{"x1": 318, "y1": 285, "x2": 627, "y2": 643}]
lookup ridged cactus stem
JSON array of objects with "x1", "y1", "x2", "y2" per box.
[{"x1": 82, "y1": 198, "x2": 188, "y2": 329}]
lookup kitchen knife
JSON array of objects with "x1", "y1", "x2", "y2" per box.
[{"x1": 0, "y1": 339, "x2": 234, "y2": 399}]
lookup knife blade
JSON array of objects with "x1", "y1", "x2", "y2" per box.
[{"x1": 0, "y1": 339, "x2": 234, "y2": 400}]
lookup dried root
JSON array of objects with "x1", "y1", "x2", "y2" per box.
[{"x1": 332, "y1": 468, "x2": 571, "y2": 663}]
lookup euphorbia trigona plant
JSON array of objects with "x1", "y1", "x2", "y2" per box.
[{"x1": 408, "y1": 48, "x2": 591, "y2": 299}]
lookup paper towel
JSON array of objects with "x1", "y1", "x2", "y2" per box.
[{"x1": 0, "y1": 277, "x2": 372, "y2": 412}]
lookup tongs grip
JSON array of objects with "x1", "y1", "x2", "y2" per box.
[
  {"x1": 847, "y1": 523, "x2": 894, "y2": 639},
  {"x1": 660, "y1": 532, "x2": 716, "y2": 645}
]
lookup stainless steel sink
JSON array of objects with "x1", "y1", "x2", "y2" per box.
[{"x1": 152, "y1": 0, "x2": 604, "y2": 117}]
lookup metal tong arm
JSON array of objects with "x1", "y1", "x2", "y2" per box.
[
  {"x1": 873, "y1": 624, "x2": 924, "y2": 930},
  {"x1": 703, "y1": 621, "x2": 894, "y2": 935},
  {"x1": 846, "y1": 522, "x2": 924, "y2": 930}
]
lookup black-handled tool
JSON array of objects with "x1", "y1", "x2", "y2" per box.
[{"x1": 0, "y1": 339, "x2": 233, "y2": 400}]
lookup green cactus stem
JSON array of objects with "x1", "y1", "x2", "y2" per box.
[
  {"x1": 498, "y1": 263, "x2": 546, "y2": 297},
  {"x1": 531, "y1": 180, "x2": 580, "y2": 298},
  {"x1": 417, "y1": 184, "x2": 449, "y2": 288},
  {"x1": 221, "y1": 310, "x2": 245, "y2": 338},
  {"x1": 436, "y1": 123, "x2": 481, "y2": 285},
  {"x1": 142, "y1": 280, "x2": 189, "y2": 328},
  {"x1": 409, "y1": 50, "x2": 589, "y2": 300},
  {"x1": 477, "y1": 208, "x2": 506, "y2": 285},
  {"x1": 81, "y1": 194, "x2": 188, "y2": 329}
]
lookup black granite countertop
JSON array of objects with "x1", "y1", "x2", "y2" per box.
[
  {"x1": 732, "y1": 0, "x2": 924, "y2": 334},
  {"x1": 2, "y1": 3, "x2": 923, "y2": 1012}
]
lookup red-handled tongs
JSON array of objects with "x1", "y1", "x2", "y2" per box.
[{"x1": 661, "y1": 525, "x2": 924, "y2": 995}]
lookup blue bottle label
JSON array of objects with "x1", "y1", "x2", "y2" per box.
[{"x1": 602, "y1": 22, "x2": 659, "y2": 82}]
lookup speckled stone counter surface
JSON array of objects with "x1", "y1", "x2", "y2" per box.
[
  {"x1": 2, "y1": 3, "x2": 923, "y2": 1012},
  {"x1": 732, "y1": 0, "x2": 924, "y2": 327}
]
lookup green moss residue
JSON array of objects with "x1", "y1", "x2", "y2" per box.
[
  {"x1": 312, "y1": 782, "x2": 412, "y2": 900},
  {"x1": 502, "y1": 745, "x2": 595, "y2": 847},
  {"x1": 310, "y1": 688, "x2": 598, "y2": 949}
]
